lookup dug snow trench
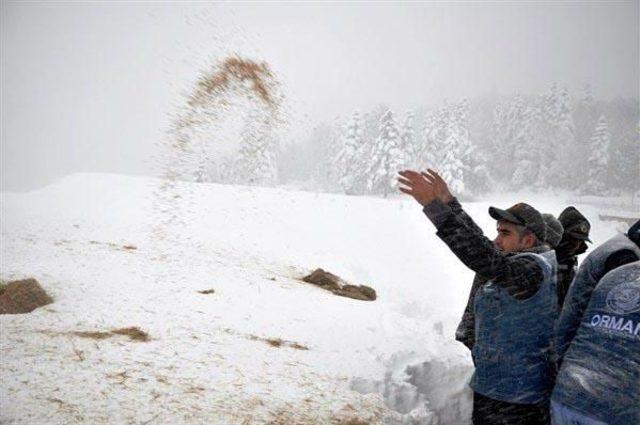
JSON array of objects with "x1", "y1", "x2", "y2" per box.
[{"x1": 1, "y1": 173, "x2": 623, "y2": 424}]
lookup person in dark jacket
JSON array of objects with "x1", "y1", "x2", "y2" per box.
[
  {"x1": 555, "y1": 220, "x2": 640, "y2": 364},
  {"x1": 456, "y1": 213, "x2": 564, "y2": 351},
  {"x1": 551, "y1": 258, "x2": 640, "y2": 424},
  {"x1": 452, "y1": 199, "x2": 488, "y2": 352},
  {"x1": 398, "y1": 169, "x2": 556, "y2": 425},
  {"x1": 542, "y1": 213, "x2": 563, "y2": 295},
  {"x1": 555, "y1": 207, "x2": 591, "y2": 308},
  {"x1": 542, "y1": 214, "x2": 564, "y2": 250}
]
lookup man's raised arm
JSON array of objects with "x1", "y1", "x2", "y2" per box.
[{"x1": 398, "y1": 169, "x2": 543, "y2": 300}]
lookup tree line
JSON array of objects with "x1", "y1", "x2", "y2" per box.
[{"x1": 280, "y1": 84, "x2": 639, "y2": 198}]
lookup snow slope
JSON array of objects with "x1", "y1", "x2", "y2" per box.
[{"x1": 0, "y1": 174, "x2": 627, "y2": 424}]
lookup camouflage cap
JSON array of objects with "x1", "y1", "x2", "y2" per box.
[
  {"x1": 542, "y1": 213, "x2": 564, "y2": 248},
  {"x1": 489, "y1": 202, "x2": 547, "y2": 242},
  {"x1": 558, "y1": 206, "x2": 592, "y2": 243}
]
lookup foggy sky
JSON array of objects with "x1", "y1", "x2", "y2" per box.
[{"x1": 1, "y1": 1, "x2": 638, "y2": 191}]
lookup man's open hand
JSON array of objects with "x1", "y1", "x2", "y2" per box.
[
  {"x1": 422, "y1": 169, "x2": 454, "y2": 204},
  {"x1": 397, "y1": 169, "x2": 454, "y2": 206},
  {"x1": 397, "y1": 170, "x2": 437, "y2": 206}
]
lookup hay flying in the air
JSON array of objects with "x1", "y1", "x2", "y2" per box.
[{"x1": 187, "y1": 57, "x2": 279, "y2": 111}]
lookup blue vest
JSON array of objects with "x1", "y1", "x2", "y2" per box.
[
  {"x1": 541, "y1": 249, "x2": 560, "y2": 316},
  {"x1": 551, "y1": 261, "x2": 640, "y2": 425},
  {"x1": 555, "y1": 234, "x2": 640, "y2": 360},
  {"x1": 471, "y1": 252, "x2": 556, "y2": 404}
]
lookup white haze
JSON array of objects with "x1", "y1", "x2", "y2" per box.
[{"x1": 1, "y1": 1, "x2": 638, "y2": 191}]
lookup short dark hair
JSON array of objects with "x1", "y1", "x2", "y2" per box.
[{"x1": 515, "y1": 225, "x2": 541, "y2": 246}]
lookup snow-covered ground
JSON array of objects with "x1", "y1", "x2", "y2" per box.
[{"x1": 0, "y1": 174, "x2": 632, "y2": 424}]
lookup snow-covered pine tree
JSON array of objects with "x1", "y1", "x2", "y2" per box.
[
  {"x1": 309, "y1": 122, "x2": 340, "y2": 192},
  {"x1": 399, "y1": 111, "x2": 417, "y2": 169},
  {"x1": 322, "y1": 115, "x2": 344, "y2": 191},
  {"x1": 363, "y1": 105, "x2": 389, "y2": 147},
  {"x1": 616, "y1": 121, "x2": 640, "y2": 196},
  {"x1": 453, "y1": 98, "x2": 490, "y2": 195},
  {"x1": 366, "y1": 109, "x2": 407, "y2": 197},
  {"x1": 416, "y1": 106, "x2": 447, "y2": 171},
  {"x1": 611, "y1": 125, "x2": 640, "y2": 197},
  {"x1": 535, "y1": 83, "x2": 561, "y2": 188},
  {"x1": 413, "y1": 100, "x2": 473, "y2": 195},
  {"x1": 491, "y1": 94, "x2": 526, "y2": 184},
  {"x1": 532, "y1": 84, "x2": 577, "y2": 190},
  {"x1": 581, "y1": 84, "x2": 594, "y2": 107},
  {"x1": 438, "y1": 100, "x2": 471, "y2": 195},
  {"x1": 466, "y1": 147, "x2": 492, "y2": 195},
  {"x1": 490, "y1": 101, "x2": 509, "y2": 180},
  {"x1": 454, "y1": 99, "x2": 474, "y2": 187},
  {"x1": 582, "y1": 115, "x2": 610, "y2": 195},
  {"x1": 334, "y1": 110, "x2": 366, "y2": 195},
  {"x1": 604, "y1": 100, "x2": 640, "y2": 196},
  {"x1": 215, "y1": 156, "x2": 237, "y2": 184},
  {"x1": 194, "y1": 164, "x2": 209, "y2": 183},
  {"x1": 512, "y1": 104, "x2": 541, "y2": 190},
  {"x1": 237, "y1": 104, "x2": 278, "y2": 186},
  {"x1": 572, "y1": 84, "x2": 598, "y2": 186},
  {"x1": 547, "y1": 87, "x2": 577, "y2": 189}
]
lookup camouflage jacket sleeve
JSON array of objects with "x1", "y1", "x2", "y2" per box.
[
  {"x1": 448, "y1": 198, "x2": 485, "y2": 351},
  {"x1": 448, "y1": 198, "x2": 484, "y2": 235},
  {"x1": 455, "y1": 273, "x2": 485, "y2": 350},
  {"x1": 423, "y1": 199, "x2": 543, "y2": 300}
]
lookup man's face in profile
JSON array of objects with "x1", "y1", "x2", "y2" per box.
[{"x1": 494, "y1": 221, "x2": 531, "y2": 253}]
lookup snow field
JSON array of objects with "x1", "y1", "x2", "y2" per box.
[{"x1": 0, "y1": 173, "x2": 628, "y2": 424}]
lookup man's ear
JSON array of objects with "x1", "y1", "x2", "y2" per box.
[{"x1": 521, "y1": 232, "x2": 537, "y2": 249}]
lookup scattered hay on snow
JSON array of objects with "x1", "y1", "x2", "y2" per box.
[
  {"x1": 73, "y1": 331, "x2": 112, "y2": 340},
  {"x1": 110, "y1": 326, "x2": 150, "y2": 342},
  {"x1": 302, "y1": 269, "x2": 376, "y2": 301},
  {"x1": 247, "y1": 334, "x2": 309, "y2": 351},
  {"x1": 223, "y1": 328, "x2": 308, "y2": 350},
  {"x1": 267, "y1": 402, "x2": 382, "y2": 425},
  {"x1": 198, "y1": 289, "x2": 215, "y2": 294},
  {"x1": 0, "y1": 278, "x2": 53, "y2": 314},
  {"x1": 43, "y1": 327, "x2": 151, "y2": 342}
]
